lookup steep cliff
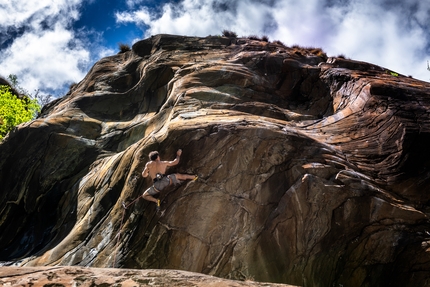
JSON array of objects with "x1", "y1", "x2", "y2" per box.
[{"x1": 1, "y1": 34, "x2": 430, "y2": 287}]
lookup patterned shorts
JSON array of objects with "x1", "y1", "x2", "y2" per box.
[{"x1": 145, "y1": 174, "x2": 179, "y2": 196}]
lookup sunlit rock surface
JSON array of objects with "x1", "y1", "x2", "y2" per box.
[
  {"x1": 0, "y1": 266, "x2": 298, "y2": 287},
  {"x1": 1, "y1": 34, "x2": 430, "y2": 287}
]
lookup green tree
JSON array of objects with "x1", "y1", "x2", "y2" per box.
[
  {"x1": 7, "y1": 74, "x2": 54, "y2": 107},
  {"x1": 0, "y1": 85, "x2": 40, "y2": 140}
]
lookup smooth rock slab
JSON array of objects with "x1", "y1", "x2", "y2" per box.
[{"x1": 0, "y1": 266, "x2": 299, "y2": 287}]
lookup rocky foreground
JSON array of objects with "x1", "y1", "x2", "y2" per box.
[
  {"x1": 0, "y1": 266, "x2": 298, "y2": 287},
  {"x1": 1, "y1": 34, "x2": 430, "y2": 287}
]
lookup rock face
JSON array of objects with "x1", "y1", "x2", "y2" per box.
[{"x1": 1, "y1": 34, "x2": 430, "y2": 287}]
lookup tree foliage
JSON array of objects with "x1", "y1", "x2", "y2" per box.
[
  {"x1": 8, "y1": 74, "x2": 54, "y2": 107},
  {"x1": 0, "y1": 85, "x2": 40, "y2": 140}
]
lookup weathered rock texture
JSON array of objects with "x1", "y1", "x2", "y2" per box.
[
  {"x1": 1, "y1": 34, "x2": 430, "y2": 287},
  {"x1": 0, "y1": 266, "x2": 297, "y2": 287}
]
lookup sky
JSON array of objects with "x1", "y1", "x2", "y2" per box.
[{"x1": 1, "y1": 0, "x2": 430, "y2": 98}]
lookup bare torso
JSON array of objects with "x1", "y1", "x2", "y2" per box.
[
  {"x1": 145, "y1": 160, "x2": 169, "y2": 179},
  {"x1": 142, "y1": 151, "x2": 181, "y2": 180},
  {"x1": 141, "y1": 150, "x2": 197, "y2": 204}
]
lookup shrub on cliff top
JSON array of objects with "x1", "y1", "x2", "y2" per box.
[
  {"x1": 291, "y1": 44, "x2": 327, "y2": 59},
  {"x1": 118, "y1": 43, "x2": 131, "y2": 53},
  {"x1": 246, "y1": 35, "x2": 269, "y2": 42},
  {"x1": 222, "y1": 30, "x2": 237, "y2": 38},
  {"x1": 247, "y1": 35, "x2": 261, "y2": 40},
  {"x1": 272, "y1": 40, "x2": 286, "y2": 46}
]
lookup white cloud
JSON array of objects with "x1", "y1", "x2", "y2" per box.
[
  {"x1": 1, "y1": 24, "x2": 90, "y2": 93},
  {"x1": 125, "y1": 0, "x2": 147, "y2": 9},
  {"x1": 116, "y1": 8, "x2": 152, "y2": 24},
  {"x1": 0, "y1": 0, "x2": 91, "y2": 96},
  {"x1": 321, "y1": 0, "x2": 430, "y2": 80},
  {"x1": 96, "y1": 46, "x2": 116, "y2": 59},
  {"x1": 0, "y1": 0, "x2": 82, "y2": 27},
  {"x1": 117, "y1": 0, "x2": 430, "y2": 81}
]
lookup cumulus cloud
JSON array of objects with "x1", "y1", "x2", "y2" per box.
[
  {"x1": 0, "y1": 1, "x2": 77, "y2": 27},
  {"x1": 1, "y1": 25, "x2": 89, "y2": 93},
  {"x1": 116, "y1": 0, "x2": 430, "y2": 81},
  {"x1": 321, "y1": 0, "x2": 430, "y2": 80},
  {"x1": 116, "y1": 8, "x2": 152, "y2": 25},
  {"x1": 0, "y1": 0, "x2": 90, "y2": 96}
]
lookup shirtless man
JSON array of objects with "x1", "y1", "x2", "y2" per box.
[{"x1": 141, "y1": 149, "x2": 197, "y2": 208}]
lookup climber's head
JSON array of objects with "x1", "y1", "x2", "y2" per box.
[{"x1": 149, "y1": 151, "x2": 159, "y2": 161}]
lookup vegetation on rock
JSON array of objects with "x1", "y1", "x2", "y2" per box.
[
  {"x1": 0, "y1": 85, "x2": 40, "y2": 140},
  {"x1": 118, "y1": 43, "x2": 131, "y2": 53},
  {"x1": 222, "y1": 29, "x2": 237, "y2": 37}
]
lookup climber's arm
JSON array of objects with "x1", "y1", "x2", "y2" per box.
[
  {"x1": 166, "y1": 149, "x2": 182, "y2": 166},
  {"x1": 142, "y1": 162, "x2": 150, "y2": 177}
]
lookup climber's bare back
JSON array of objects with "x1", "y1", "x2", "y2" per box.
[
  {"x1": 141, "y1": 149, "x2": 197, "y2": 205},
  {"x1": 142, "y1": 150, "x2": 181, "y2": 180},
  {"x1": 144, "y1": 161, "x2": 170, "y2": 179}
]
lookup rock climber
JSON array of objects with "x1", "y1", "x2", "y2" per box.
[{"x1": 141, "y1": 149, "x2": 197, "y2": 209}]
